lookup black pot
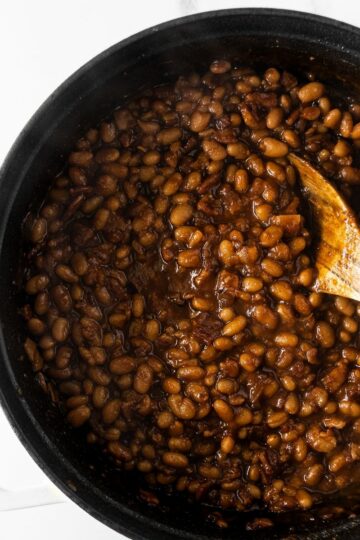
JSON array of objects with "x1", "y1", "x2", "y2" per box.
[{"x1": 2, "y1": 8, "x2": 360, "y2": 539}]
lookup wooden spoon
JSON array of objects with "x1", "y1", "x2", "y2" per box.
[{"x1": 288, "y1": 153, "x2": 360, "y2": 302}]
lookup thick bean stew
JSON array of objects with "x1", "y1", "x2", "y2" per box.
[{"x1": 22, "y1": 60, "x2": 360, "y2": 515}]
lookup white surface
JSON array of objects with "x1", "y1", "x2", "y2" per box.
[{"x1": 1, "y1": 0, "x2": 360, "y2": 538}]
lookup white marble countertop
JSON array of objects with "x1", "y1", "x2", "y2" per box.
[{"x1": 1, "y1": 0, "x2": 360, "y2": 538}]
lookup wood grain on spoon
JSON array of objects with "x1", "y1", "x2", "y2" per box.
[{"x1": 289, "y1": 153, "x2": 360, "y2": 302}]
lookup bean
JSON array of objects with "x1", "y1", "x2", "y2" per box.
[
  {"x1": 213, "y1": 399, "x2": 234, "y2": 422},
  {"x1": 227, "y1": 142, "x2": 249, "y2": 159},
  {"x1": 324, "y1": 108, "x2": 342, "y2": 128},
  {"x1": 270, "y1": 280, "x2": 293, "y2": 301},
  {"x1": 170, "y1": 204, "x2": 193, "y2": 226},
  {"x1": 98, "y1": 122, "x2": 114, "y2": 143},
  {"x1": 66, "y1": 395, "x2": 88, "y2": 409},
  {"x1": 55, "y1": 264, "x2": 78, "y2": 284},
  {"x1": 185, "y1": 382, "x2": 208, "y2": 403},
  {"x1": 340, "y1": 165, "x2": 360, "y2": 184},
  {"x1": 102, "y1": 399, "x2": 122, "y2": 424},
  {"x1": 260, "y1": 138, "x2": 288, "y2": 158},
  {"x1": 188, "y1": 230, "x2": 203, "y2": 248},
  {"x1": 192, "y1": 297, "x2": 214, "y2": 312},
  {"x1": 253, "y1": 305, "x2": 278, "y2": 329},
  {"x1": 333, "y1": 140, "x2": 351, "y2": 157},
  {"x1": 284, "y1": 393, "x2": 300, "y2": 414},
  {"x1": 162, "y1": 452, "x2": 189, "y2": 468},
  {"x1": 343, "y1": 316, "x2": 358, "y2": 333},
  {"x1": 168, "y1": 395, "x2": 196, "y2": 420},
  {"x1": 307, "y1": 425, "x2": 337, "y2": 452},
  {"x1": 94, "y1": 208, "x2": 110, "y2": 230},
  {"x1": 144, "y1": 319, "x2": 160, "y2": 340},
  {"x1": 24, "y1": 338, "x2": 43, "y2": 371},
  {"x1": 108, "y1": 441, "x2": 132, "y2": 461},
  {"x1": 160, "y1": 176, "x2": 180, "y2": 198},
  {"x1": 203, "y1": 139, "x2": 227, "y2": 161},
  {"x1": 239, "y1": 353, "x2": 260, "y2": 372},
  {"x1": 69, "y1": 151, "x2": 93, "y2": 166},
  {"x1": 190, "y1": 111, "x2": 211, "y2": 132},
  {"x1": 317, "y1": 97, "x2": 329, "y2": 115},
  {"x1": 51, "y1": 318, "x2": 69, "y2": 342},
  {"x1": 256, "y1": 202, "x2": 276, "y2": 226},
  {"x1": 132, "y1": 294, "x2": 145, "y2": 317},
  {"x1": 221, "y1": 435, "x2": 235, "y2": 454},
  {"x1": 304, "y1": 464, "x2": 323, "y2": 487},
  {"x1": 213, "y1": 337, "x2": 234, "y2": 350},
  {"x1": 52, "y1": 285, "x2": 72, "y2": 313},
  {"x1": 67, "y1": 405, "x2": 91, "y2": 427},
  {"x1": 266, "y1": 107, "x2": 283, "y2": 129},
  {"x1": 293, "y1": 293, "x2": 311, "y2": 315},
  {"x1": 295, "y1": 266, "x2": 313, "y2": 286},
  {"x1": 234, "y1": 169, "x2": 249, "y2": 192},
  {"x1": 177, "y1": 366, "x2": 204, "y2": 381},
  {"x1": 298, "y1": 82, "x2": 324, "y2": 103},
  {"x1": 30, "y1": 218, "x2": 47, "y2": 243},
  {"x1": 183, "y1": 171, "x2": 201, "y2": 191},
  {"x1": 92, "y1": 386, "x2": 109, "y2": 408},
  {"x1": 49, "y1": 188, "x2": 69, "y2": 203},
  {"x1": 26, "y1": 274, "x2": 49, "y2": 295},
  {"x1": 178, "y1": 249, "x2": 201, "y2": 268},
  {"x1": 102, "y1": 163, "x2": 128, "y2": 179},
  {"x1": 70, "y1": 252, "x2": 88, "y2": 276},
  {"x1": 198, "y1": 465, "x2": 221, "y2": 479},
  {"x1": 242, "y1": 277, "x2": 263, "y2": 293},
  {"x1": 108, "y1": 313, "x2": 127, "y2": 328},
  {"x1": 328, "y1": 452, "x2": 347, "y2": 473},
  {"x1": 274, "y1": 332, "x2": 299, "y2": 347},
  {"x1": 174, "y1": 226, "x2": 196, "y2": 244},
  {"x1": 282, "y1": 131, "x2": 300, "y2": 150},
  {"x1": 339, "y1": 400, "x2": 360, "y2": 417},
  {"x1": 109, "y1": 356, "x2": 136, "y2": 375},
  {"x1": 222, "y1": 315, "x2": 247, "y2": 336},
  {"x1": 163, "y1": 377, "x2": 181, "y2": 394},
  {"x1": 296, "y1": 489, "x2": 313, "y2": 509},
  {"x1": 134, "y1": 364, "x2": 153, "y2": 394},
  {"x1": 47, "y1": 366, "x2": 72, "y2": 379},
  {"x1": 142, "y1": 150, "x2": 160, "y2": 166},
  {"x1": 219, "y1": 308, "x2": 236, "y2": 322},
  {"x1": 34, "y1": 291, "x2": 50, "y2": 315},
  {"x1": 58, "y1": 382, "x2": 81, "y2": 397},
  {"x1": 267, "y1": 411, "x2": 288, "y2": 428},
  {"x1": 94, "y1": 146, "x2": 119, "y2": 164},
  {"x1": 85, "y1": 366, "x2": 109, "y2": 386},
  {"x1": 157, "y1": 411, "x2": 174, "y2": 429},
  {"x1": 216, "y1": 379, "x2": 236, "y2": 395},
  {"x1": 218, "y1": 240, "x2": 234, "y2": 262},
  {"x1": 263, "y1": 67, "x2": 280, "y2": 84},
  {"x1": 55, "y1": 346, "x2": 72, "y2": 369},
  {"x1": 260, "y1": 225, "x2": 283, "y2": 247},
  {"x1": 280, "y1": 375, "x2": 296, "y2": 393},
  {"x1": 351, "y1": 123, "x2": 360, "y2": 139},
  {"x1": 335, "y1": 296, "x2": 355, "y2": 316},
  {"x1": 261, "y1": 258, "x2": 283, "y2": 277},
  {"x1": 340, "y1": 112, "x2": 353, "y2": 138},
  {"x1": 157, "y1": 127, "x2": 182, "y2": 145},
  {"x1": 210, "y1": 59, "x2": 231, "y2": 74},
  {"x1": 315, "y1": 321, "x2": 335, "y2": 348}
]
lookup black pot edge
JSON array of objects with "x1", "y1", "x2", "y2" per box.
[{"x1": 1, "y1": 8, "x2": 360, "y2": 540}]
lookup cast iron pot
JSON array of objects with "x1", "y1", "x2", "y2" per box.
[{"x1": 2, "y1": 8, "x2": 360, "y2": 540}]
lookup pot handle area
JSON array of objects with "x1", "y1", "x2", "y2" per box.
[{"x1": 0, "y1": 484, "x2": 67, "y2": 511}]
